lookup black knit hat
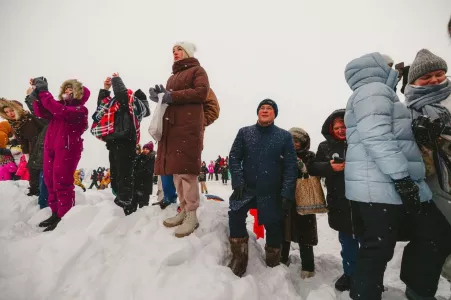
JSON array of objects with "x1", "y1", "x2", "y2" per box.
[{"x1": 257, "y1": 99, "x2": 278, "y2": 118}]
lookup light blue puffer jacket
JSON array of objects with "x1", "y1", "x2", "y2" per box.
[{"x1": 344, "y1": 53, "x2": 432, "y2": 205}]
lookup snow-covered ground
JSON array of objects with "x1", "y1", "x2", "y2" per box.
[{"x1": 0, "y1": 180, "x2": 450, "y2": 300}]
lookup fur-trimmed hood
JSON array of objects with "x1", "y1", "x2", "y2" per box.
[
  {"x1": 58, "y1": 79, "x2": 84, "y2": 102},
  {"x1": 0, "y1": 99, "x2": 25, "y2": 121}
]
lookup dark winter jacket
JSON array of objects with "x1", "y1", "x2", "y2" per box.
[
  {"x1": 284, "y1": 128, "x2": 318, "y2": 246},
  {"x1": 27, "y1": 125, "x2": 48, "y2": 170},
  {"x1": 229, "y1": 122, "x2": 298, "y2": 225},
  {"x1": 199, "y1": 165, "x2": 208, "y2": 182},
  {"x1": 308, "y1": 109, "x2": 363, "y2": 236},
  {"x1": 97, "y1": 77, "x2": 150, "y2": 146},
  {"x1": 0, "y1": 100, "x2": 48, "y2": 167},
  {"x1": 221, "y1": 166, "x2": 229, "y2": 179},
  {"x1": 91, "y1": 170, "x2": 98, "y2": 182},
  {"x1": 23, "y1": 96, "x2": 48, "y2": 170},
  {"x1": 134, "y1": 151, "x2": 155, "y2": 194}
]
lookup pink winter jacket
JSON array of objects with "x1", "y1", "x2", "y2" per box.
[
  {"x1": 208, "y1": 163, "x2": 214, "y2": 173},
  {"x1": 33, "y1": 86, "x2": 90, "y2": 153},
  {"x1": 16, "y1": 155, "x2": 30, "y2": 180},
  {"x1": 0, "y1": 160, "x2": 18, "y2": 181}
]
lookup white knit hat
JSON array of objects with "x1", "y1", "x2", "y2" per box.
[
  {"x1": 382, "y1": 54, "x2": 394, "y2": 66},
  {"x1": 173, "y1": 41, "x2": 197, "y2": 58}
]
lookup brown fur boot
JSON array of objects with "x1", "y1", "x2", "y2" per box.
[
  {"x1": 228, "y1": 237, "x2": 249, "y2": 277},
  {"x1": 265, "y1": 245, "x2": 281, "y2": 267}
]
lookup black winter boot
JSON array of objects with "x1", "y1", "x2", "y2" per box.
[
  {"x1": 228, "y1": 237, "x2": 249, "y2": 277},
  {"x1": 405, "y1": 287, "x2": 437, "y2": 300},
  {"x1": 335, "y1": 274, "x2": 351, "y2": 292},
  {"x1": 43, "y1": 218, "x2": 61, "y2": 232},
  {"x1": 265, "y1": 245, "x2": 281, "y2": 267},
  {"x1": 27, "y1": 190, "x2": 40, "y2": 197},
  {"x1": 38, "y1": 212, "x2": 59, "y2": 228}
]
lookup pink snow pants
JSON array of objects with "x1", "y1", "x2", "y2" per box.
[
  {"x1": 44, "y1": 147, "x2": 81, "y2": 218},
  {"x1": 173, "y1": 174, "x2": 200, "y2": 212}
]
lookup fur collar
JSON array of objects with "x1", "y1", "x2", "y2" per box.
[
  {"x1": 58, "y1": 79, "x2": 84, "y2": 100},
  {"x1": 0, "y1": 99, "x2": 25, "y2": 121}
]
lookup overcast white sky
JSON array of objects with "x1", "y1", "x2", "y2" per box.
[{"x1": 1, "y1": 0, "x2": 450, "y2": 169}]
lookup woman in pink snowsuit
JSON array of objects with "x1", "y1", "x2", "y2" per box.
[
  {"x1": 208, "y1": 161, "x2": 215, "y2": 181},
  {"x1": 30, "y1": 77, "x2": 90, "y2": 231}
]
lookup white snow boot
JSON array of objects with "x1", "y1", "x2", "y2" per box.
[
  {"x1": 163, "y1": 209, "x2": 186, "y2": 228},
  {"x1": 174, "y1": 210, "x2": 199, "y2": 238}
]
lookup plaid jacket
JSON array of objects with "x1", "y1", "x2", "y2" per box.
[{"x1": 91, "y1": 89, "x2": 148, "y2": 144}]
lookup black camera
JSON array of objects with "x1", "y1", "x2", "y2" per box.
[{"x1": 412, "y1": 115, "x2": 451, "y2": 146}]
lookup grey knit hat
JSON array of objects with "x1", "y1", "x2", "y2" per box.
[{"x1": 408, "y1": 49, "x2": 448, "y2": 84}]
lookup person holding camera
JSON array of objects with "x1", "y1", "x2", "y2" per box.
[
  {"x1": 27, "y1": 77, "x2": 90, "y2": 231},
  {"x1": 308, "y1": 109, "x2": 363, "y2": 292},
  {"x1": 93, "y1": 73, "x2": 150, "y2": 215},
  {"x1": 405, "y1": 49, "x2": 451, "y2": 292},
  {"x1": 344, "y1": 52, "x2": 445, "y2": 300}
]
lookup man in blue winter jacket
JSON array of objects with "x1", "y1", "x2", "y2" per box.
[
  {"x1": 227, "y1": 99, "x2": 298, "y2": 277},
  {"x1": 344, "y1": 52, "x2": 451, "y2": 300}
]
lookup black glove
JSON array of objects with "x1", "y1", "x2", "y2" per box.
[
  {"x1": 394, "y1": 177, "x2": 422, "y2": 214},
  {"x1": 32, "y1": 77, "x2": 48, "y2": 92},
  {"x1": 134, "y1": 89, "x2": 146, "y2": 101},
  {"x1": 282, "y1": 198, "x2": 292, "y2": 211},
  {"x1": 230, "y1": 185, "x2": 245, "y2": 201}
]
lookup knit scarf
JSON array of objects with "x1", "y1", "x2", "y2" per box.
[
  {"x1": 8, "y1": 110, "x2": 30, "y2": 133},
  {"x1": 405, "y1": 79, "x2": 451, "y2": 124}
]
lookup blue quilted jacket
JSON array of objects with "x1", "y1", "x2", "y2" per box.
[{"x1": 344, "y1": 52, "x2": 432, "y2": 204}]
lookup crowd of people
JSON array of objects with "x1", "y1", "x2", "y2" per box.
[{"x1": 0, "y1": 19, "x2": 451, "y2": 300}]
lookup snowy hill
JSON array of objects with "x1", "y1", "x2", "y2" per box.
[{"x1": 0, "y1": 180, "x2": 449, "y2": 300}]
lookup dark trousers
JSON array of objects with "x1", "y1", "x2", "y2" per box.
[
  {"x1": 281, "y1": 241, "x2": 315, "y2": 272},
  {"x1": 29, "y1": 168, "x2": 40, "y2": 194},
  {"x1": 229, "y1": 198, "x2": 283, "y2": 248},
  {"x1": 38, "y1": 170, "x2": 48, "y2": 209},
  {"x1": 215, "y1": 172, "x2": 219, "y2": 181},
  {"x1": 339, "y1": 232, "x2": 360, "y2": 276},
  {"x1": 208, "y1": 173, "x2": 213, "y2": 180},
  {"x1": 350, "y1": 201, "x2": 451, "y2": 300},
  {"x1": 134, "y1": 189, "x2": 150, "y2": 208},
  {"x1": 88, "y1": 180, "x2": 99, "y2": 189},
  {"x1": 108, "y1": 140, "x2": 136, "y2": 207}
]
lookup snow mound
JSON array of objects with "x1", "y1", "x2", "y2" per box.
[{"x1": 0, "y1": 181, "x2": 449, "y2": 300}]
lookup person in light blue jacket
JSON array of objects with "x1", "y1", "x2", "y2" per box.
[{"x1": 344, "y1": 52, "x2": 449, "y2": 300}]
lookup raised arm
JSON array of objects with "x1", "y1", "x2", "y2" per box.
[
  {"x1": 38, "y1": 91, "x2": 88, "y2": 122},
  {"x1": 32, "y1": 99, "x2": 53, "y2": 120}
]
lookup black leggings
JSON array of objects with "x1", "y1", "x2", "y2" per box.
[{"x1": 281, "y1": 241, "x2": 315, "y2": 272}]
